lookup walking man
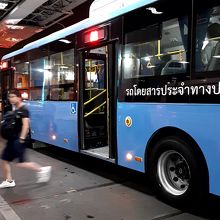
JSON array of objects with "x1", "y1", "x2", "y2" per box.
[{"x1": 0, "y1": 90, "x2": 51, "y2": 188}]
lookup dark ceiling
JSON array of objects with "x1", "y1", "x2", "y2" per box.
[{"x1": 0, "y1": 0, "x2": 93, "y2": 58}]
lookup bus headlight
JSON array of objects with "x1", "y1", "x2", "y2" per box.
[
  {"x1": 126, "y1": 152, "x2": 133, "y2": 161},
  {"x1": 51, "y1": 135, "x2": 56, "y2": 140}
]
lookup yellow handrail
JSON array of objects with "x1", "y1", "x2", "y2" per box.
[
  {"x1": 157, "y1": 40, "x2": 161, "y2": 60},
  {"x1": 85, "y1": 88, "x2": 105, "y2": 91},
  {"x1": 208, "y1": 36, "x2": 220, "y2": 41},
  {"x1": 84, "y1": 89, "x2": 106, "y2": 106},
  {"x1": 154, "y1": 49, "x2": 185, "y2": 57},
  {"x1": 84, "y1": 101, "x2": 106, "y2": 118}
]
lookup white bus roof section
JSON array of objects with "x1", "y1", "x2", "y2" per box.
[{"x1": 2, "y1": 0, "x2": 156, "y2": 61}]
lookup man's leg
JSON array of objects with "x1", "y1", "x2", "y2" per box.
[
  {"x1": 15, "y1": 141, "x2": 51, "y2": 183},
  {"x1": 1, "y1": 160, "x2": 12, "y2": 181},
  {"x1": 15, "y1": 141, "x2": 41, "y2": 172},
  {"x1": 16, "y1": 162, "x2": 41, "y2": 172},
  {"x1": 16, "y1": 162, "x2": 51, "y2": 183},
  {"x1": 0, "y1": 160, "x2": 16, "y2": 188}
]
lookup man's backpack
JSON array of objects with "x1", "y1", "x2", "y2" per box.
[{"x1": 0, "y1": 111, "x2": 16, "y2": 140}]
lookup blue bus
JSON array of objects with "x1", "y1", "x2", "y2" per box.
[{"x1": 1, "y1": 0, "x2": 220, "y2": 205}]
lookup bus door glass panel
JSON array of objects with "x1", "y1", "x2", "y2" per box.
[
  {"x1": 2, "y1": 70, "x2": 12, "y2": 90},
  {"x1": 29, "y1": 57, "x2": 48, "y2": 101},
  {"x1": 1, "y1": 69, "x2": 13, "y2": 113},
  {"x1": 82, "y1": 46, "x2": 109, "y2": 154}
]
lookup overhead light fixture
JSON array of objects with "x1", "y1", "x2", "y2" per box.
[
  {"x1": 146, "y1": 7, "x2": 163, "y2": 14},
  {"x1": 6, "y1": 37, "x2": 21, "y2": 42},
  {"x1": 144, "y1": 56, "x2": 152, "y2": 61},
  {"x1": 179, "y1": 61, "x2": 189, "y2": 64},
  {"x1": 213, "y1": 55, "x2": 220, "y2": 58},
  {"x1": 60, "y1": 65, "x2": 69, "y2": 69},
  {"x1": 0, "y1": 3, "x2": 8, "y2": 10},
  {"x1": 9, "y1": 6, "x2": 18, "y2": 15},
  {"x1": 5, "y1": 18, "x2": 22, "y2": 25},
  {"x1": 59, "y1": 39, "x2": 71, "y2": 44},
  {"x1": 6, "y1": 25, "x2": 24, "y2": 30}
]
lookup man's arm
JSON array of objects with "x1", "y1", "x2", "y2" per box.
[{"x1": 20, "y1": 117, "x2": 30, "y2": 142}]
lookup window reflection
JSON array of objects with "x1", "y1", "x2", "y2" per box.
[
  {"x1": 14, "y1": 62, "x2": 29, "y2": 89},
  {"x1": 49, "y1": 49, "x2": 75, "y2": 100},
  {"x1": 30, "y1": 57, "x2": 48, "y2": 87},
  {"x1": 196, "y1": 5, "x2": 220, "y2": 72},
  {"x1": 122, "y1": 17, "x2": 188, "y2": 79},
  {"x1": 17, "y1": 49, "x2": 76, "y2": 101},
  {"x1": 29, "y1": 57, "x2": 48, "y2": 101}
]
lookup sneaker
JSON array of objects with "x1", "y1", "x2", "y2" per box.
[
  {"x1": 0, "y1": 180, "x2": 16, "y2": 188},
  {"x1": 36, "y1": 166, "x2": 52, "y2": 183}
]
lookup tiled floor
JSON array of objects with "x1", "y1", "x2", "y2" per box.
[{"x1": 0, "y1": 140, "x2": 215, "y2": 220}]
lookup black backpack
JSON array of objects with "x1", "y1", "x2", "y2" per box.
[{"x1": 0, "y1": 111, "x2": 16, "y2": 140}]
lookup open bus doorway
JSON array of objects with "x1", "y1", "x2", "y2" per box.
[
  {"x1": 80, "y1": 45, "x2": 115, "y2": 161},
  {"x1": 1, "y1": 68, "x2": 14, "y2": 115}
]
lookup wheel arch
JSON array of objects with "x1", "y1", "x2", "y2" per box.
[{"x1": 145, "y1": 126, "x2": 209, "y2": 192}]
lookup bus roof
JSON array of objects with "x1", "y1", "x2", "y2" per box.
[{"x1": 2, "y1": 0, "x2": 156, "y2": 61}]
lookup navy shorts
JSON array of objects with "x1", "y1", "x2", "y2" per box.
[{"x1": 1, "y1": 139, "x2": 26, "y2": 163}]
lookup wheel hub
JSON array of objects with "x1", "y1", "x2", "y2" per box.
[
  {"x1": 175, "y1": 161, "x2": 189, "y2": 180},
  {"x1": 157, "y1": 150, "x2": 191, "y2": 196}
]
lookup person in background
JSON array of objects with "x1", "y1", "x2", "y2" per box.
[
  {"x1": 0, "y1": 90, "x2": 51, "y2": 188},
  {"x1": 202, "y1": 22, "x2": 220, "y2": 70},
  {"x1": 2, "y1": 91, "x2": 12, "y2": 114},
  {"x1": 97, "y1": 63, "x2": 105, "y2": 89}
]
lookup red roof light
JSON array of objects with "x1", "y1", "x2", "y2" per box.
[
  {"x1": 84, "y1": 28, "x2": 106, "y2": 44},
  {"x1": 90, "y1": 30, "x2": 99, "y2": 42},
  {"x1": 0, "y1": 61, "x2": 8, "y2": 69}
]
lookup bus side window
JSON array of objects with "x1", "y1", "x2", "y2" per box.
[
  {"x1": 14, "y1": 62, "x2": 29, "y2": 89},
  {"x1": 122, "y1": 16, "x2": 188, "y2": 79},
  {"x1": 204, "y1": 23, "x2": 220, "y2": 71},
  {"x1": 196, "y1": 5, "x2": 220, "y2": 73}
]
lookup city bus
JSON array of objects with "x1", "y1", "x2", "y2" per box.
[{"x1": 1, "y1": 0, "x2": 220, "y2": 205}]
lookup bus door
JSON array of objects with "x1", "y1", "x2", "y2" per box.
[
  {"x1": 1, "y1": 67, "x2": 14, "y2": 114},
  {"x1": 80, "y1": 45, "x2": 115, "y2": 160}
]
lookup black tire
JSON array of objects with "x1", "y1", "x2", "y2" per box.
[{"x1": 148, "y1": 136, "x2": 208, "y2": 207}]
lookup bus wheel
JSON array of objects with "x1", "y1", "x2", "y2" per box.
[{"x1": 148, "y1": 136, "x2": 208, "y2": 206}]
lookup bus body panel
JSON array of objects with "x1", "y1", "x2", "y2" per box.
[
  {"x1": 27, "y1": 101, "x2": 79, "y2": 152},
  {"x1": 117, "y1": 102, "x2": 220, "y2": 196}
]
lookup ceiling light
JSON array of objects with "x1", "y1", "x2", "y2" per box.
[
  {"x1": 60, "y1": 65, "x2": 69, "y2": 69},
  {"x1": 6, "y1": 25, "x2": 24, "y2": 30},
  {"x1": 59, "y1": 39, "x2": 71, "y2": 44},
  {"x1": 179, "y1": 61, "x2": 189, "y2": 64},
  {"x1": 213, "y1": 55, "x2": 220, "y2": 58},
  {"x1": 146, "y1": 7, "x2": 163, "y2": 14},
  {"x1": 144, "y1": 56, "x2": 152, "y2": 61},
  {"x1": 5, "y1": 19, "x2": 22, "y2": 25},
  {"x1": 9, "y1": 6, "x2": 18, "y2": 15},
  {"x1": 0, "y1": 3, "x2": 8, "y2": 10},
  {"x1": 5, "y1": 37, "x2": 21, "y2": 42},
  {"x1": 11, "y1": 38, "x2": 20, "y2": 42}
]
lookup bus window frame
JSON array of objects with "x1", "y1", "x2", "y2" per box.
[
  {"x1": 118, "y1": 0, "x2": 192, "y2": 103},
  {"x1": 193, "y1": 0, "x2": 220, "y2": 79}
]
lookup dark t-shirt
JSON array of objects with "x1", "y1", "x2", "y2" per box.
[{"x1": 14, "y1": 105, "x2": 30, "y2": 139}]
